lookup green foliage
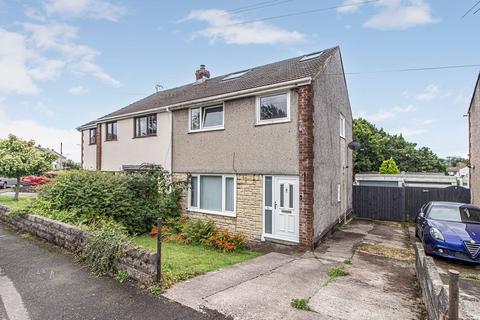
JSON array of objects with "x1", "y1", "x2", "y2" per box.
[
  {"x1": 80, "y1": 221, "x2": 128, "y2": 275},
  {"x1": 353, "y1": 119, "x2": 446, "y2": 173},
  {"x1": 327, "y1": 267, "x2": 349, "y2": 278},
  {"x1": 379, "y1": 157, "x2": 401, "y2": 174},
  {"x1": 115, "y1": 270, "x2": 129, "y2": 283},
  {"x1": 63, "y1": 159, "x2": 81, "y2": 170},
  {"x1": 38, "y1": 168, "x2": 185, "y2": 234},
  {"x1": 343, "y1": 259, "x2": 352, "y2": 265},
  {"x1": 0, "y1": 135, "x2": 57, "y2": 200},
  {"x1": 180, "y1": 219, "x2": 217, "y2": 244},
  {"x1": 149, "y1": 284, "x2": 162, "y2": 295},
  {"x1": 290, "y1": 298, "x2": 312, "y2": 311}
]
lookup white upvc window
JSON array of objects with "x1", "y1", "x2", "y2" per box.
[
  {"x1": 188, "y1": 174, "x2": 236, "y2": 217},
  {"x1": 256, "y1": 92, "x2": 290, "y2": 125},
  {"x1": 189, "y1": 104, "x2": 224, "y2": 132},
  {"x1": 339, "y1": 114, "x2": 346, "y2": 138}
]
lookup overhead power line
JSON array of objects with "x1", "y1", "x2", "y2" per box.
[
  {"x1": 341, "y1": 64, "x2": 480, "y2": 75},
  {"x1": 220, "y1": 0, "x2": 380, "y2": 27},
  {"x1": 461, "y1": 0, "x2": 480, "y2": 18},
  {"x1": 227, "y1": 0, "x2": 293, "y2": 14}
]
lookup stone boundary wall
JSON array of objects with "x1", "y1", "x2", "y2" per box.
[
  {"x1": 414, "y1": 243, "x2": 449, "y2": 320},
  {"x1": 0, "y1": 205, "x2": 157, "y2": 286}
]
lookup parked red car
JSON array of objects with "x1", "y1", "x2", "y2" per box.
[{"x1": 21, "y1": 176, "x2": 51, "y2": 186}]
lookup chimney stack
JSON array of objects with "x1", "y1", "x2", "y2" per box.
[{"x1": 195, "y1": 64, "x2": 210, "y2": 81}]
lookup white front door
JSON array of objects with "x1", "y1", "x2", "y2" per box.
[{"x1": 272, "y1": 176, "x2": 299, "y2": 242}]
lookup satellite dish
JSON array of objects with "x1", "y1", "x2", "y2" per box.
[{"x1": 348, "y1": 141, "x2": 361, "y2": 151}]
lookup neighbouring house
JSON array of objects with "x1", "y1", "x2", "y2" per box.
[
  {"x1": 469, "y1": 72, "x2": 480, "y2": 205},
  {"x1": 447, "y1": 163, "x2": 469, "y2": 188},
  {"x1": 355, "y1": 172, "x2": 457, "y2": 188},
  {"x1": 36, "y1": 145, "x2": 67, "y2": 170},
  {"x1": 77, "y1": 47, "x2": 353, "y2": 247}
]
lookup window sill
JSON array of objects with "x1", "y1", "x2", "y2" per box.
[
  {"x1": 188, "y1": 127, "x2": 224, "y2": 134},
  {"x1": 88, "y1": 143, "x2": 96, "y2": 146},
  {"x1": 187, "y1": 208, "x2": 236, "y2": 218},
  {"x1": 255, "y1": 119, "x2": 291, "y2": 127},
  {"x1": 132, "y1": 134, "x2": 157, "y2": 139},
  {"x1": 105, "y1": 139, "x2": 118, "y2": 142}
]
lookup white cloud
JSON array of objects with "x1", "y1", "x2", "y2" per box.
[
  {"x1": 0, "y1": 28, "x2": 39, "y2": 94},
  {"x1": 414, "y1": 84, "x2": 441, "y2": 101},
  {"x1": 363, "y1": 0, "x2": 439, "y2": 30},
  {"x1": 392, "y1": 127, "x2": 427, "y2": 137},
  {"x1": 337, "y1": 0, "x2": 365, "y2": 13},
  {"x1": 43, "y1": 0, "x2": 126, "y2": 21},
  {"x1": 0, "y1": 97, "x2": 80, "y2": 161},
  {"x1": 69, "y1": 85, "x2": 87, "y2": 95},
  {"x1": 415, "y1": 118, "x2": 436, "y2": 125},
  {"x1": 358, "y1": 104, "x2": 416, "y2": 122},
  {"x1": 184, "y1": 9, "x2": 305, "y2": 45}
]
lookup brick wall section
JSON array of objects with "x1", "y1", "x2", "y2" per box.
[
  {"x1": 96, "y1": 123, "x2": 102, "y2": 171},
  {"x1": 174, "y1": 173, "x2": 263, "y2": 241},
  {"x1": 0, "y1": 206, "x2": 157, "y2": 285},
  {"x1": 297, "y1": 84, "x2": 315, "y2": 247}
]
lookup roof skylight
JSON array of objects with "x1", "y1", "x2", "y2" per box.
[
  {"x1": 222, "y1": 70, "x2": 249, "y2": 81},
  {"x1": 300, "y1": 52, "x2": 323, "y2": 62}
]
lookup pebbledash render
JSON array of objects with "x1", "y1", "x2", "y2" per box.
[
  {"x1": 469, "y1": 73, "x2": 480, "y2": 206},
  {"x1": 77, "y1": 47, "x2": 353, "y2": 247}
]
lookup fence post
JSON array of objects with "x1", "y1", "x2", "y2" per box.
[
  {"x1": 156, "y1": 218, "x2": 162, "y2": 284},
  {"x1": 448, "y1": 269, "x2": 459, "y2": 320}
]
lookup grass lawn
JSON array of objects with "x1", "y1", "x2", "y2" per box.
[
  {"x1": 132, "y1": 234, "x2": 262, "y2": 288},
  {"x1": 0, "y1": 196, "x2": 30, "y2": 209}
]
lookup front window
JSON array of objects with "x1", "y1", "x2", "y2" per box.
[
  {"x1": 106, "y1": 121, "x2": 117, "y2": 141},
  {"x1": 89, "y1": 128, "x2": 96, "y2": 145},
  {"x1": 189, "y1": 174, "x2": 235, "y2": 216},
  {"x1": 257, "y1": 93, "x2": 289, "y2": 124},
  {"x1": 189, "y1": 105, "x2": 224, "y2": 131},
  {"x1": 428, "y1": 205, "x2": 480, "y2": 224},
  {"x1": 134, "y1": 114, "x2": 157, "y2": 137}
]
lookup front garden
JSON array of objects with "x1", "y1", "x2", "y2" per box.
[{"x1": 0, "y1": 168, "x2": 260, "y2": 288}]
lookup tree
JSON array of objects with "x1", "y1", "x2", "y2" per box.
[
  {"x1": 0, "y1": 135, "x2": 57, "y2": 200},
  {"x1": 353, "y1": 118, "x2": 446, "y2": 173},
  {"x1": 379, "y1": 157, "x2": 400, "y2": 174},
  {"x1": 64, "y1": 159, "x2": 81, "y2": 170}
]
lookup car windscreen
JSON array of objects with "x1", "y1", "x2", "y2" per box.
[{"x1": 428, "y1": 205, "x2": 480, "y2": 224}]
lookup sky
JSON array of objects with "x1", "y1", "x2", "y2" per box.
[{"x1": 0, "y1": 0, "x2": 478, "y2": 162}]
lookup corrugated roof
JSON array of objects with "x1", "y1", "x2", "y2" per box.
[{"x1": 78, "y1": 46, "x2": 337, "y2": 128}]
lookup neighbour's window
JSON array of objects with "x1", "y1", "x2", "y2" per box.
[
  {"x1": 106, "y1": 121, "x2": 117, "y2": 141},
  {"x1": 257, "y1": 93, "x2": 289, "y2": 124},
  {"x1": 189, "y1": 105, "x2": 224, "y2": 131},
  {"x1": 134, "y1": 114, "x2": 157, "y2": 137},
  {"x1": 340, "y1": 114, "x2": 346, "y2": 138},
  {"x1": 189, "y1": 174, "x2": 235, "y2": 215},
  {"x1": 89, "y1": 128, "x2": 96, "y2": 145}
]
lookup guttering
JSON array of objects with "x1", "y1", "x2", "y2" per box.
[{"x1": 91, "y1": 77, "x2": 312, "y2": 124}]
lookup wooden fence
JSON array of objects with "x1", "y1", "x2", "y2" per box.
[{"x1": 353, "y1": 185, "x2": 471, "y2": 222}]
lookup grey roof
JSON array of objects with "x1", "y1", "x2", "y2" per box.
[{"x1": 78, "y1": 47, "x2": 338, "y2": 128}]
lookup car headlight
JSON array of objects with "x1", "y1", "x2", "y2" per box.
[{"x1": 429, "y1": 227, "x2": 444, "y2": 242}]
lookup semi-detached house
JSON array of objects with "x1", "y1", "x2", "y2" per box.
[{"x1": 78, "y1": 46, "x2": 353, "y2": 247}]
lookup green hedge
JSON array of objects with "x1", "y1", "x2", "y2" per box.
[{"x1": 38, "y1": 169, "x2": 185, "y2": 234}]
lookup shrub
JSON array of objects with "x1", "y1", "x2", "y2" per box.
[
  {"x1": 180, "y1": 219, "x2": 217, "y2": 244},
  {"x1": 291, "y1": 298, "x2": 312, "y2": 311},
  {"x1": 80, "y1": 220, "x2": 128, "y2": 275},
  {"x1": 206, "y1": 228, "x2": 247, "y2": 251},
  {"x1": 38, "y1": 168, "x2": 186, "y2": 235}
]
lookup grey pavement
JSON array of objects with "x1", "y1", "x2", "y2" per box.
[
  {"x1": 165, "y1": 220, "x2": 425, "y2": 320},
  {"x1": 0, "y1": 225, "x2": 227, "y2": 320}
]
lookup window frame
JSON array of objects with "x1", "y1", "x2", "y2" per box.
[
  {"x1": 255, "y1": 91, "x2": 291, "y2": 126},
  {"x1": 105, "y1": 121, "x2": 117, "y2": 141},
  {"x1": 262, "y1": 176, "x2": 274, "y2": 235},
  {"x1": 88, "y1": 128, "x2": 97, "y2": 145},
  {"x1": 339, "y1": 114, "x2": 346, "y2": 139},
  {"x1": 188, "y1": 173, "x2": 236, "y2": 217},
  {"x1": 134, "y1": 114, "x2": 157, "y2": 138},
  {"x1": 188, "y1": 104, "x2": 225, "y2": 133}
]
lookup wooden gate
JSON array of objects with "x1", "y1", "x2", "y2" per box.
[{"x1": 353, "y1": 185, "x2": 471, "y2": 222}]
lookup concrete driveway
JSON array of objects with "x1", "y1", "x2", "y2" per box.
[{"x1": 165, "y1": 220, "x2": 425, "y2": 320}]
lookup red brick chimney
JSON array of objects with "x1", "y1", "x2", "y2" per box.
[{"x1": 195, "y1": 64, "x2": 210, "y2": 81}]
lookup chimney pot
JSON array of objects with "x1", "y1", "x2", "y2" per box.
[{"x1": 195, "y1": 64, "x2": 210, "y2": 81}]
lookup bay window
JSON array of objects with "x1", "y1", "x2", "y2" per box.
[
  {"x1": 189, "y1": 105, "x2": 224, "y2": 132},
  {"x1": 189, "y1": 174, "x2": 236, "y2": 216}
]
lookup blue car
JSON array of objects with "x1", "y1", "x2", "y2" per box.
[{"x1": 415, "y1": 201, "x2": 480, "y2": 264}]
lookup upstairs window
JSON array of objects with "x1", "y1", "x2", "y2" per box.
[
  {"x1": 134, "y1": 114, "x2": 157, "y2": 138},
  {"x1": 256, "y1": 92, "x2": 290, "y2": 124},
  {"x1": 300, "y1": 51, "x2": 323, "y2": 62},
  {"x1": 106, "y1": 121, "x2": 117, "y2": 141},
  {"x1": 222, "y1": 70, "x2": 249, "y2": 81},
  {"x1": 339, "y1": 114, "x2": 346, "y2": 138},
  {"x1": 190, "y1": 105, "x2": 224, "y2": 132},
  {"x1": 89, "y1": 128, "x2": 96, "y2": 145}
]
